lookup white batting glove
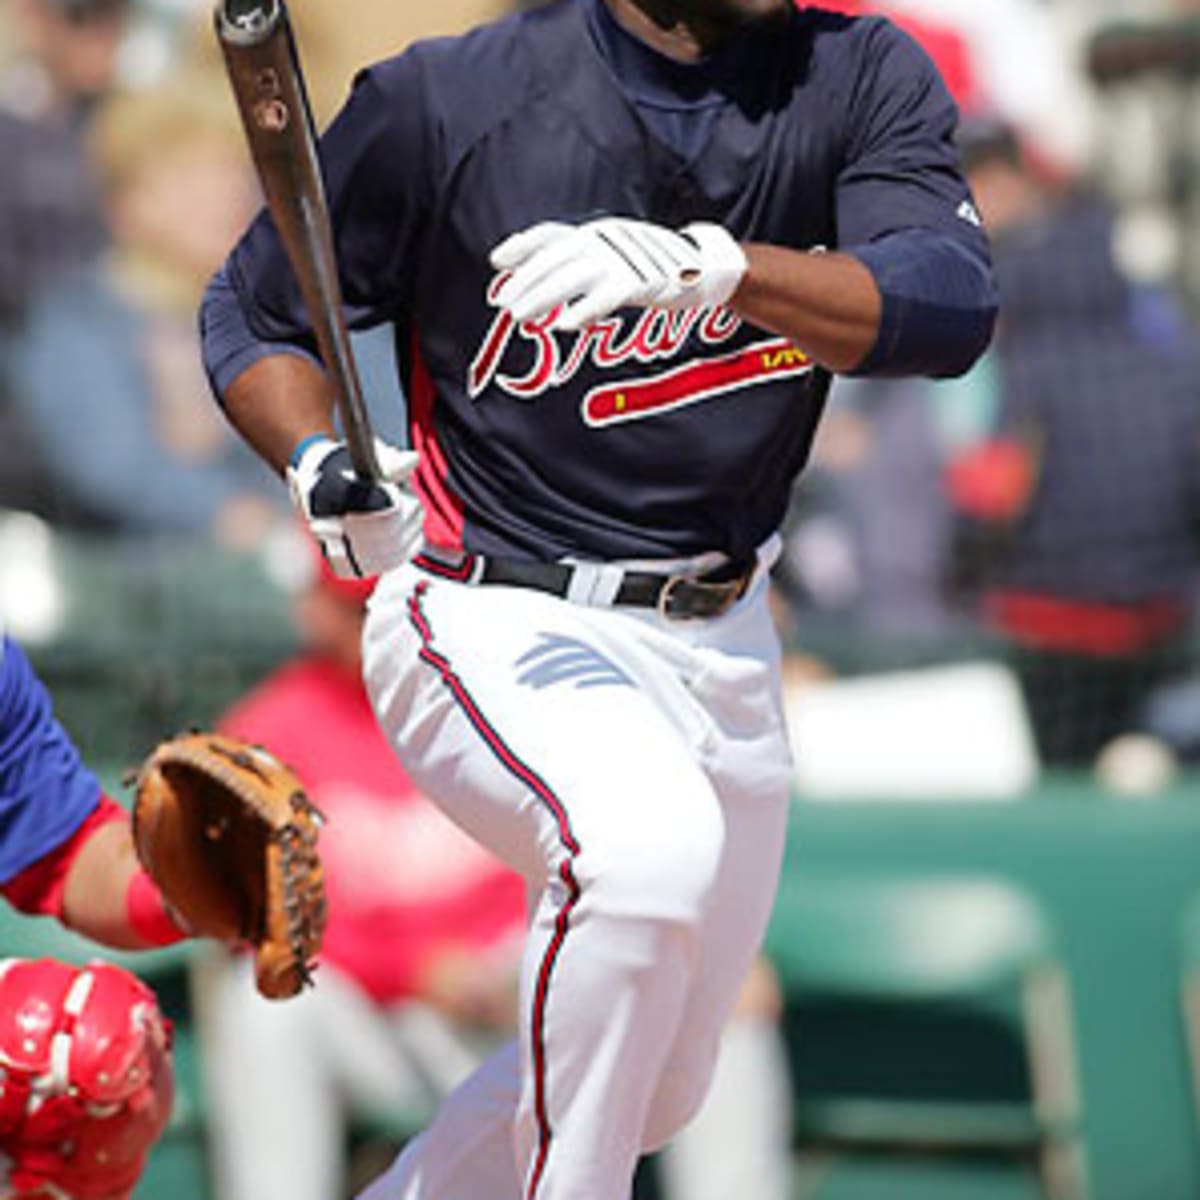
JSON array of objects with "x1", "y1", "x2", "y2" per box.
[
  {"x1": 489, "y1": 217, "x2": 748, "y2": 331},
  {"x1": 286, "y1": 436, "x2": 424, "y2": 579}
]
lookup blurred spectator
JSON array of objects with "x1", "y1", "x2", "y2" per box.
[
  {"x1": 199, "y1": 549, "x2": 529, "y2": 1200},
  {"x1": 0, "y1": 0, "x2": 126, "y2": 317},
  {"x1": 1083, "y1": 7, "x2": 1200, "y2": 315},
  {"x1": 0, "y1": 0, "x2": 131, "y2": 517},
  {"x1": 949, "y1": 125, "x2": 1200, "y2": 765},
  {"x1": 775, "y1": 373, "x2": 965, "y2": 645},
  {"x1": 4, "y1": 79, "x2": 288, "y2": 545}
]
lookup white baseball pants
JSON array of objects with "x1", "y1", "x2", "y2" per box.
[{"x1": 358, "y1": 557, "x2": 794, "y2": 1200}]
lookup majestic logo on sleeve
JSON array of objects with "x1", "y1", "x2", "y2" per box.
[{"x1": 469, "y1": 274, "x2": 813, "y2": 428}]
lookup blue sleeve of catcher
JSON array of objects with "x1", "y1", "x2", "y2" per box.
[{"x1": 0, "y1": 636, "x2": 101, "y2": 884}]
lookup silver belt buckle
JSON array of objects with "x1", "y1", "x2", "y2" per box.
[
  {"x1": 656, "y1": 572, "x2": 747, "y2": 621},
  {"x1": 656, "y1": 574, "x2": 688, "y2": 621}
]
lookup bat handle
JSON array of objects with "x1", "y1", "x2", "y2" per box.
[
  {"x1": 346, "y1": 430, "x2": 381, "y2": 482},
  {"x1": 300, "y1": 190, "x2": 380, "y2": 481},
  {"x1": 325, "y1": 332, "x2": 381, "y2": 481}
]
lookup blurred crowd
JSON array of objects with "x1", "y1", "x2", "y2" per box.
[
  {"x1": 3, "y1": 1, "x2": 1200, "y2": 1195},
  {"x1": 776, "y1": 0, "x2": 1200, "y2": 773},
  {"x1": 3, "y1": 0, "x2": 1200, "y2": 777},
  {"x1": 0, "y1": 0, "x2": 1197, "y2": 752}
]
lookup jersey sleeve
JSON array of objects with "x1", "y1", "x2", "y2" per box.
[
  {"x1": 835, "y1": 20, "x2": 998, "y2": 379},
  {"x1": 206, "y1": 53, "x2": 436, "y2": 393},
  {"x1": 0, "y1": 636, "x2": 103, "y2": 886},
  {"x1": 836, "y1": 18, "x2": 983, "y2": 248}
]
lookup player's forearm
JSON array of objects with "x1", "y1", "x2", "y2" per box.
[
  {"x1": 732, "y1": 245, "x2": 882, "y2": 374},
  {"x1": 734, "y1": 230, "x2": 999, "y2": 380},
  {"x1": 222, "y1": 353, "x2": 338, "y2": 475},
  {"x1": 61, "y1": 821, "x2": 155, "y2": 950},
  {"x1": 201, "y1": 264, "x2": 336, "y2": 473}
]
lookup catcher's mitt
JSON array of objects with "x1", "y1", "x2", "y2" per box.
[{"x1": 132, "y1": 732, "x2": 327, "y2": 1000}]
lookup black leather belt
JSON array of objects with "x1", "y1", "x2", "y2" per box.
[{"x1": 413, "y1": 552, "x2": 754, "y2": 620}]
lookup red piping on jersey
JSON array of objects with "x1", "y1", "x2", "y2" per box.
[
  {"x1": 406, "y1": 581, "x2": 581, "y2": 1199},
  {"x1": 411, "y1": 551, "x2": 477, "y2": 583},
  {"x1": 408, "y1": 331, "x2": 467, "y2": 551}
]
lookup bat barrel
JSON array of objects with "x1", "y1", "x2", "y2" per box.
[
  {"x1": 215, "y1": 0, "x2": 381, "y2": 482},
  {"x1": 216, "y1": 0, "x2": 283, "y2": 47}
]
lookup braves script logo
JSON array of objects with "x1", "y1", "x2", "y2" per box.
[{"x1": 469, "y1": 273, "x2": 813, "y2": 427}]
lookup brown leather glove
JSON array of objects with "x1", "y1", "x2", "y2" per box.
[{"x1": 132, "y1": 732, "x2": 327, "y2": 999}]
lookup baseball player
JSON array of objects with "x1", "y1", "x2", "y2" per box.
[
  {"x1": 200, "y1": 1, "x2": 997, "y2": 1197},
  {"x1": 0, "y1": 622, "x2": 182, "y2": 1198}
]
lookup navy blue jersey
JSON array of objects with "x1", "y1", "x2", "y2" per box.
[
  {"x1": 208, "y1": 0, "x2": 993, "y2": 563},
  {"x1": 0, "y1": 633, "x2": 101, "y2": 884}
]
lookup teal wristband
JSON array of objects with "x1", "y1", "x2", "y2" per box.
[{"x1": 289, "y1": 434, "x2": 332, "y2": 469}]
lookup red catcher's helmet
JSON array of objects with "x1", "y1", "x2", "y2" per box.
[{"x1": 0, "y1": 958, "x2": 174, "y2": 1200}]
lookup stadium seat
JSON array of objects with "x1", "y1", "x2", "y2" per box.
[{"x1": 775, "y1": 874, "x2": 1087, "y2": 1200}]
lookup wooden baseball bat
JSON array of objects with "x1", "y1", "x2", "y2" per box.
[{"x1": 215, "y1": 0, "x2": 380, "y2": 480}]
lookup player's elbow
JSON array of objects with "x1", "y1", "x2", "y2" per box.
[
  {"x1": 199, "y1": 267, "x2": 251, "y2": 408},
  {"x1": 934, "y1": 248, "x2": 1000, "y2": 377},
  {"x1": 848, "y1": 232, "x2": 999, "y2": 379},
  {"x1": 850, "y1": 292, "x2": 997, "y2": 380},
  {"x1": 929, "y1": 293, "x2": 999, "y2": 379}
]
